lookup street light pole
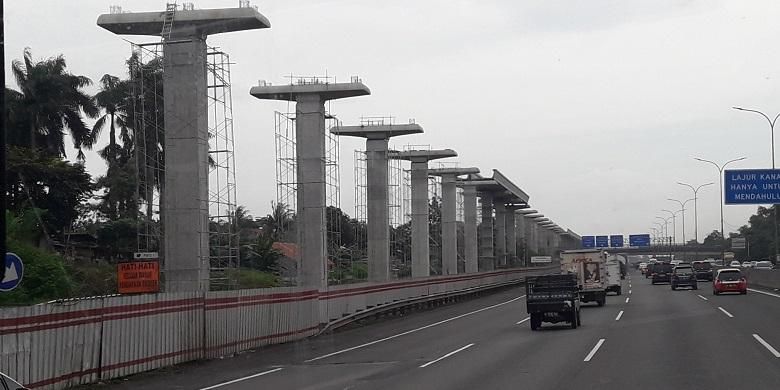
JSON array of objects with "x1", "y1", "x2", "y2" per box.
[
  {"x1": 661, "y1": 209, "x2": 679, "y2": 245},
  {"x1": 733, "y1": 106, "x2": 779, "y2": 263},
  {"x1": 667, "y1": 198, "x2": 694, "y2": 247},
  {"x1": 677, "y1": 182, "x2": 714, "y2": 244},
  {"x1": 656, "y1": 216, "x2": 672, "y2": 255},
  {"x1": 694, "y1": 157, "x2": 747, "y2": 253}
]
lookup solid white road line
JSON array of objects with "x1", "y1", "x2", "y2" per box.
[
  {"x1": 305, "y1": 295, "x2": 526, "y2": 362},
  {"x1": 753, "y1": 334, "x2": 780, "y2": 358},
  {"x1": 584, "y1": 339, "x2": 606, "y2": 362},
  {"x1": 419, "y1": 343, "x2": 475, "y2": 368},
  {"x1": 615, "y1": 310, "x2": 624, "y2": 321},
  {"x1": 697, "y1": 294, "x2": 708, "y2": 301},
  {"x1": 516, "y1": 317, "x2": 530, "y2": 325},
  {"x1": 625, "y1": 297, "x2": 630, "y2": 303},
  {"x1": 748, "y1": 288, "x2": 780, "y2": 299},
  {"x1": 199, "y1": 368, "x2": 283, "y2": 390},
  {"x1": 718, "y1": 307, "x2": 734, "y2": 318}
]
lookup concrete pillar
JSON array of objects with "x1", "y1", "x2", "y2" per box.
[
  {"x1": 479, "y1": 193, "x2": 494, "y2": 271},
  {"x1": 366, "y1": 138, "x2": 390, "y2": 281},
  {"x1": 430, "y1": 168, "x2": 479, "y2": 276},
  {"x1": 494, "y1": 203, "x2": 507, "y2": 267},
  {"x1": 463, "y1": 186, "x2": 478, "y2": 273},
  {"x1": 410, "y1": 161, "x2": 429, "y2": 277},
  {"x1": 98, "y1": 6, "x2": 271, "y2": 292},
  {"x1": 505, "y1": 210, "x2": 517, "y2": 266},
  {"x1": 251, "y1": 81, "x2": 370, "y2": 290},
  {"x1": 161, "y1": 37, "x2": 211, "y2": 291},
  {"x1": 331, "y1": 124, "x2": 423, "y2": 282},
  {"x1": 516, "y1": 213, "x2": 526, "y2": 266}
]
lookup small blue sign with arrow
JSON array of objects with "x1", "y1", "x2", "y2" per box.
[{"x1": 1, "y1": 253, "x2": 25, "y2": 292}]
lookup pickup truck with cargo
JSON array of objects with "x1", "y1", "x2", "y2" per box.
[
  {"x1": 526, "y1": 273, "x2": 581, "y2": 330},
  {"x1": 561, "y1": 249, "x2": 608, "y2": 306}
]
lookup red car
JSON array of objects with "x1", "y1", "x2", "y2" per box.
[{"x1": 713, "y1": 268, "x2": 747, "y2": 295}]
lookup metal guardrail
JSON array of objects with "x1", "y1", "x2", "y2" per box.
[{"x1": 316, "y1": 274, "x2": 535, "y2": 335}]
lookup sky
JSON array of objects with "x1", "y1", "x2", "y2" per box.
[{"x1": 5, "y1": 0, "x2": 780, "y2": 243}]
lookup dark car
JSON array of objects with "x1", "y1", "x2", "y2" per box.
[
  {"x1": 671, "y1": 265, "x2": 698, "y2": 290},
  {"x1": 692, "y1": 261, "x2": 713, "y2": 281},
  {"x1": 651, "y1": 263, "x2": 673, "y2": 284}
]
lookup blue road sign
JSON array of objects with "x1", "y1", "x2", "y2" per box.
[
  {"x1": 629, "y1": 234, "x2": 651, "y2": 247},
  {"x1": 596, "y1": 236, "x2": 609, "y2": 248},
  {"x1": 610, "y1": 235, "x2": 624, "y2": 248},
  {"x1": 724, "y1": 169, "x2": 780, "y2": 204},
  {"x1": 582, "y1": 236, "x2": 595, "y2": 248},
  {"x1": 1, "y1": 253, "x2": 24, "y2": 292}
]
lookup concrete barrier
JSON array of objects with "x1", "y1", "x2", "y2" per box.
[
  {"x1": 743, "y1": 268, "x2": 780, "y2": 291},
  {"x1": 0, "y1": 266, "x2": 554, "y2": 390}
]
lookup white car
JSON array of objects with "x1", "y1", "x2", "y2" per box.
[
  {"x1": 741, "y1": 261, "x2": 753, "y2": 268},
  {"x1": 729, "y1": 260, "x2": 741, "y2": 267},
  {"x1": 755, "y1": 261, "x2": 773, "y2": 270}
]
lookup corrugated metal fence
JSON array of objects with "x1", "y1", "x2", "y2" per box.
[{"x1": 0, "y1": 267, "x2": 551, "y2": 389}]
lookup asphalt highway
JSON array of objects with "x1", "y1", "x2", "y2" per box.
[{"x1": 98, "y1": 270, "x2": 780, "y2": 390}]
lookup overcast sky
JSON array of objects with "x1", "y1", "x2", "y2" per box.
[{"x1": 6, "y1": 0, "x2": 780, "y2": 242}]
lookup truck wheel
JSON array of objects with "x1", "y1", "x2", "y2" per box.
[
  {"x1": 671, "y1": 285, "x2": 676, "y2": 291},
  {"x1": 570, "y1": 310, "x2": 578, "y2": 329},
  {"x1": 530, "y1": 313, "x2": 541, "y2": 330},
  {"x1": 617, "y1": 287, "x2": 622, "y2": 296},
  {"x1": 693, "y1": 284, "x2": 698, "y2": 290},
  {"x1": 597, "y1": 298, "x2": 605, "y2": 307},
  {"x1": 577, "y1": 310, "x2": 582, "y2": 326}
]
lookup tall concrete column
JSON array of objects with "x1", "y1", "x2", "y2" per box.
[
  {"x1": 515, "y1": 212, "x2": 526, "y2": 265},
  {"x1": 251, "y1": 81, "x2": 371, "y2": 290},
  {"x1": 505, "y1": 210, "x2": 517, "y2": 266},
  {"x1": 391, "y1": 149, "x2": 457, "y2": 277},
  {"x1": 330, "y1": 124, "x2": 423, "y2": 282},
  {"x1": 430, "y1": 168, "x2": 479, "y2": 276},
  {"x1": 494, "y1": 203, "x2": 507, "y2": 267},
  {"x1": 98, "y1": 6, "x2": 271, "y2": 292},
  {"x1": 479, "y1": 193, "x2": 495, "y2": 271},
  {"x1": 462, "y1": 185, "x2": 478, "y2": 273}
]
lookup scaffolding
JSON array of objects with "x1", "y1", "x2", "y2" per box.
[
  {"x1": 129, "y1": 43, "x2": 165, "y2": 258},
  {"x1": 353, "y1": 150, "x2": 368, "y2": 256},
  {"x1": 206, "y1": 49, "x2": 239, "y2": 289},
  {"x1": 274, "y1": 97, "x2": 342, "y2": 285}
]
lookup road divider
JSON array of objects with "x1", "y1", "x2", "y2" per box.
[
  {"x1": 718, "y1": 307, "x2": 734, "y2": 318},
  {"x1": 420, "y1": 343, "x2": 475, "y2": 368},
  {"x1": 752, "y1": 334, "x2": 780, "y2": 358},
  {"x1": 199, "y1": 367, "x2": 283, "y2": 390},
  {"x1": 584, "y1": 339, "x2": 605, "y2": 362}
]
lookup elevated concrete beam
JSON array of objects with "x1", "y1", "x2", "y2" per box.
[{"x1": 97, "y1": 7, "x2": 270, "y2": 38}]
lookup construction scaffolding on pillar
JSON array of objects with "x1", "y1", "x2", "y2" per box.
[
  {"x1": 273, "y1": 105, "x2": 342, "y2": 285},
  {"x1": 129, "y1": 42, "x2": 165, "y2": 257},
  {"x1": 389, "y1": 147, "x2": 408, "y2": 277},
  {"x1": 353, "y1": 148, "x2": 368, "y2": 266},
  {"x1": 206, "y1": 48, "x2": 239, "y2": 289},
  {"x1": 428, "y1": 175, "x2": 442, "y2": 275}
]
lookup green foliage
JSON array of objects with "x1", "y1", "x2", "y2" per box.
[
  {"x1": 242, "y1": 233, "x2": 282, "y2": 272},
  {"x1": 6, "y1": 147, "x2": 94, "y2": 236},
  {"x1": 95, "y1": 218, "x2": 138, "y2": 260},
  {"x1": 738, "y1": 206, "x2": 777, "y2": 260},
  {"x1": 0, "y1": 238, "x2": 74, "y2": 305},
  {"x1": 64, "y1": 261, "x2": 117, "y2": 297},
  {"x1": 227, "y1": 268, "x2": 280, "y2": 289}
]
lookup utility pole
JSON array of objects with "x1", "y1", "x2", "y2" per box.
[{"x1": 694, "y1": 157, "x2": 746, "y2": 261}]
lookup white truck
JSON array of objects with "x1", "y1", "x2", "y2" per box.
[
  {"x1": 605, "y1": 256, "x2": 622, "y2": 295},
  {"x1": 561, "y1": 249, "x2": 607, "y2": 306}
]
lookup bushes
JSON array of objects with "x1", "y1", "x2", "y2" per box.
[
  {"x1": 0, "y1": 238, "x2": 74, "y2": 305},
  {"x1": 228, "y1": 268, "x2": 280, "y2": 289}
]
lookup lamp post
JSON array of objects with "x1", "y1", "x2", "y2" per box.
[
  {"x1": 655, "y1": 216, "x2": 671, "y2": 251},
  {"x1": 667, "y1": 198, "x2": 694, "y2": 246},
  {"x1": 661, "y1": 209, "x2": 680, "y2": 245},
  {"x1": 677, "y1": 182, "x2": 714, "y2": 244},
  {"x1": 694, "y1": 157, "x2": 747, "y2": 252},
  {"x1": 733, "y1": 105, "x2": 779, "y2": 263}
]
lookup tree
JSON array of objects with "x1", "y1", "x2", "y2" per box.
[
  {"x1": 258, "y1": 201, "x2": 294, "y2": 241},
  {"x1": 6, "y1": 147, "x2": 94, "y2": 238},
  {"x1": 738, "y1": 206, "x2": 777, "y2": 260},
  {"x1": 91, "y1": 74, "x2": 130, "y2": 163},
  {"x1": 9, "y1": 48, "x2": 98, "y2": 160},
  {"x1": 703, "y1": 230, "x2": 726, "y2": 248}
]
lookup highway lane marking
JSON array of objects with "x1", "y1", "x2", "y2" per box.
[
  {"x1": 697, "y1": 294, "x2": 708, "y2": 301},
  {"x1": 419, "y1": 343, "x2": 475, "y2": 368},
  {"x1": 625, "y1": 297, "x2": 630, "y2": 303},
  {"x1": 583, "y1": 339, "x2": 605, "y2": 362},
  {"x1": 305, "y1": 295, "x2": 526, "y2": 362},
  {"x1": 718, "y1": 307, "x2": 734, "y2": 318},
  {"x1": 753, "y1": 334, "x2": 780, "y2": 358},
  {"x1": 747, "y1": 288, "x2": 780, "y2": 299},
  {"x1": 516, "y1": 317, "x2": 530, "y2": 325},
  {"x1": 615, "y1": 310, "x2": 624, "y2": 321},
  {"x1": 629, "y1": 289, "x2": 632, "y2": 294},
  {"x1": 199, "y1": 368, "x2": 283, "y2": 390}
]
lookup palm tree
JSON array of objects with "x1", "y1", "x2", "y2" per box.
[
  {"x1": 91, "y1": 74, "x2": 130, "y2": 163},
  {"x1": 259, "y1": 202, "x2": 294, "y2": 241},
  {"x1": 10, "y1": 48, "x2": 98, "y2": 160}
]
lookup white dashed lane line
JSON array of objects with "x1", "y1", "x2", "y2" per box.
[
  {"x1": 584, "y1": 339, "x2": 606, "y2": 362},
  {"x1": 199, "y1": 368, "x2": 284, "y2": 390},
  {"x1": 697, "y1": 294, "x2": 708, "y2": 301},
  {"x1": 615, "y1": 310, "x2": 624, "y2": 321},
  {"x1": 753, "y1": 334, "x2": 780, "y2": 358},
  {"x1": 516, "y1": 317, "x2": 530, "y2": 325},
  {"x1": 420, "y1": 343, "x2": 475, "y2": 368},
  {"x1": 625, "y1": 297, "x2": 630, "y2": 303},
  {"x1": 718, "y1": 307, "x2": 734, "y2": 318}
]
